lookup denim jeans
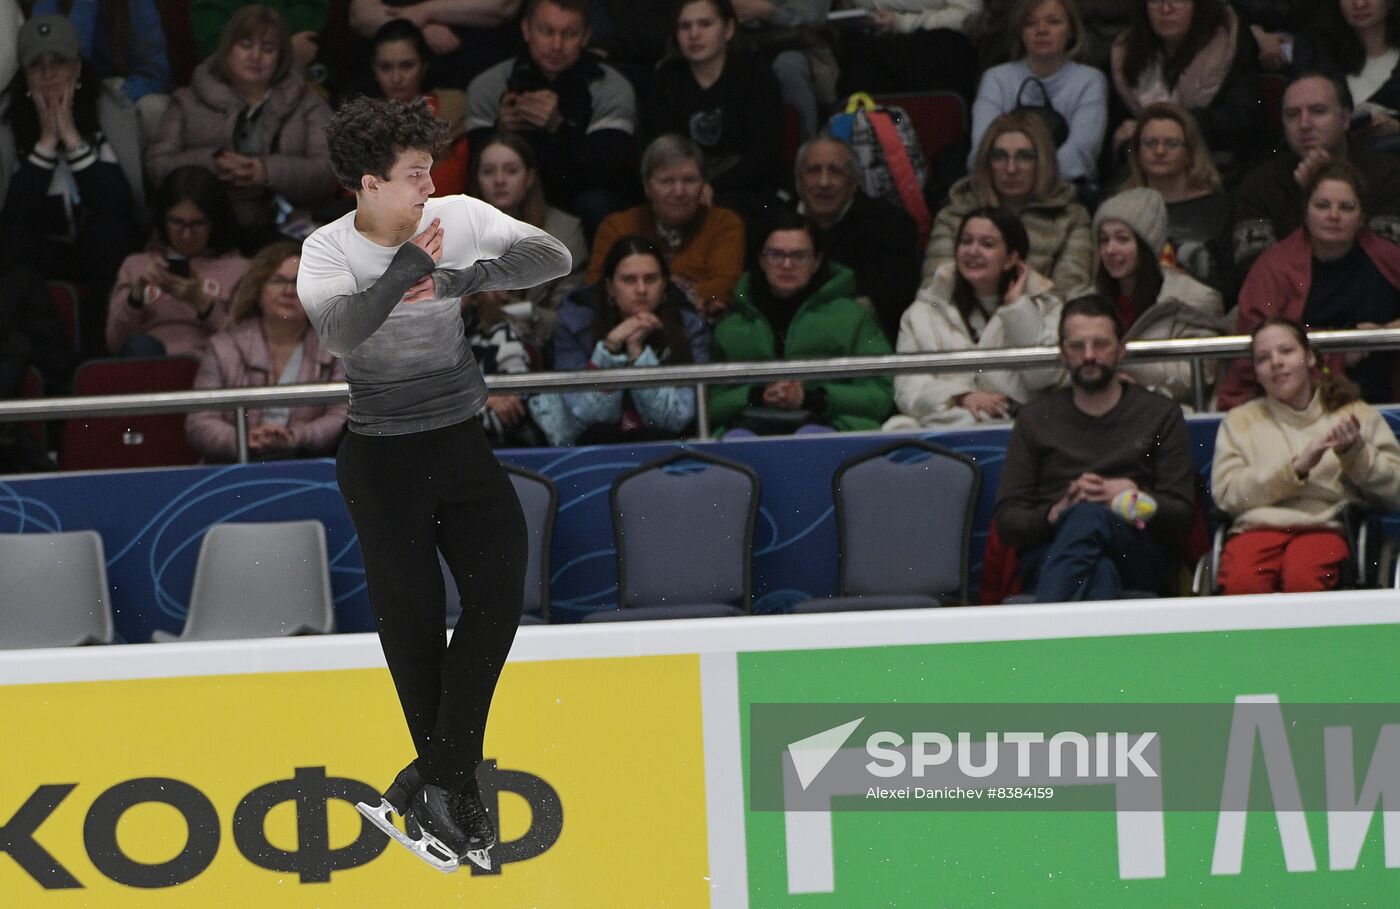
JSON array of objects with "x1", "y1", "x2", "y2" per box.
[{"x1": 1019, "y1": 502, "x2": 1164, "y2": 602}]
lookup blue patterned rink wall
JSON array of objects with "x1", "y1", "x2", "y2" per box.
[{"x1": 4, "y1": 409, "x2": 1398, "y2": 643}]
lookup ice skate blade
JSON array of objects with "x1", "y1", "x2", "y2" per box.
[
  {"x1": 355, "y1": 799, "x2": 459, "y2": 874},
  {"x1": 462, "y1": 847, "x2": 493, "y2": 872}
]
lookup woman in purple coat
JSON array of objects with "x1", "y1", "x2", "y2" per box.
[{"x1": 146, "y1": 5, "x2": 336, "y2": 251}]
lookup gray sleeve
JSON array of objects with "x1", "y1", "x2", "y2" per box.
[
  {"x1": 466, "y1": 63, "x2": 509, "y2": 132},
  {"x1": 305, "y1": 243, "x2": 435, "y2": 357},
  {"x1": 432, "y1": 232, "x2": 574, "y2": 299}
]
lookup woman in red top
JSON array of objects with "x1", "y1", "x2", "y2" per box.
[
  {"x1": 366, "y1": 19, "x2": 469, "y2": 196},
  {"x1": 1217, "y1": 159, "x2": 1400, "y2": 409}
]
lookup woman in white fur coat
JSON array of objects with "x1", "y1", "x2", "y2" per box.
[{"x1": 887, "y1": 206, "x2": 1064, "y2": 429}]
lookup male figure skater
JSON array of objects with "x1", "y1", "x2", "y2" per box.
[{"x1": 298, "y1": 97, "x2": 570, "y2": 872}]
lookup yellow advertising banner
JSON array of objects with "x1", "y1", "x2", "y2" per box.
[{"x1": 0, "y1": 654, "x2": 710, "y2": 907}]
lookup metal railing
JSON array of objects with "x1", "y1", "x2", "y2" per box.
[{"x1": 4, "y1": 328, "x2": 1400, "y2": 463}]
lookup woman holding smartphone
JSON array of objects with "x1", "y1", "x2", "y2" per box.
[
  {"x1": 108, "y1": 165, "x2": 250, "y2": 357},
  {"x1": 887, "y1": 207, "x2": 1066, "y2": 429}
]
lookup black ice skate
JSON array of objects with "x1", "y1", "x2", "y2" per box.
[
  {"x1": 406, "y1": 782, "x2": 486, "y2": 870},
  {"x1": 451, "y1": 780, "x2": 498, "y2": 872},
  {"x1": 355, "y1": 762, "x2": 459, "y2": 873}
]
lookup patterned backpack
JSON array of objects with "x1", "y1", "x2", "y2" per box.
[{"x1": 826, "y1": 92, "x2": 931, "y2": 246}]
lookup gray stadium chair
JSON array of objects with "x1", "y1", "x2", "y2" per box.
[
  {"x1": 445, "y1": 465, "x2": 558, "y2": 626},
  {"x1": 154, "y1": 520, "x2": 334, "y2": 642},
  {"x1": 793, "y1": 441, "x2": 980, "y2": 614},
  {"x1": 0, "y1": 530, "x2": 113, "y2": 649},
  {"x1": 583, "y1": 451, "x2": 760, "y2": 622}
]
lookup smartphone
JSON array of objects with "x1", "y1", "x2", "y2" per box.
[{"x1": 167, "y1": 257, "x2": 192, "y2": 278}]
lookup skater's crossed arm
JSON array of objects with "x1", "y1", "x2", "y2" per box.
[
  {"x1": 299, "y1": 222, "x2": 441, "y2": 357},
  {"x1": 430, "y1": 204, "x2": 572, "y2": 300}
]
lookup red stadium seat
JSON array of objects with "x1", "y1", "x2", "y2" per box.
[
  {"x1": 154, "y1": 0, "x2": 199, "y2": 86},
  {"x1": 782, "y1": 104, "x2": 803, "y2": 172},
  {"x1": 871, "y1": 91, "x2": 967, "y2": 161},
  {"x1": 44, "y1": 281, "x2": 80, "y2": 353},
  {"x1": 19, "y1": 366, "x2": 46, "y2": 448},
  {"x1": 1259, "y1": 73, "x2": 1286, "y2": 135},
  {"x1": 788, "y1": 92, "x2": 967, "y2": 176},
  {"x1": 60, "y1": 356, "x2": 202, "y2": 471}
]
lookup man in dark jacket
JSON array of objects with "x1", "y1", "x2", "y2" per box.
[
  {"x1": 465, "y1": 0, "x2": 637, "y2": 233},
  {"x1": 1233, "y1": 72, "x2": 1400, "y2": 272},
  {"x1": 993, "y1": 294, "x2": 1195, "y2": 602},
  {"x1": 792, "y1": 133, "x2": 919, "y2": 344}
]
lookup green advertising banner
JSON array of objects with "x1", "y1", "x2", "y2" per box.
[{"x1": 739, "y1": 623, "x2": 1400, "y2": 907}]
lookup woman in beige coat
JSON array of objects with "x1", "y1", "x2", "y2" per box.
[
  {"x1": 888, "y1": 206, "x2": 1064, "y2": 429},
  {"x1": 923, "y1": 110, "x2": 1093, "y2": 296},
  {"x1": 1093, "y1": 187, "x2": 1227, "y2": 405}
]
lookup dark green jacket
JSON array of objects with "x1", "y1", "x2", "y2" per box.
[{"x1": 709, "y1": 264, "x2": 893, "y2": 432}]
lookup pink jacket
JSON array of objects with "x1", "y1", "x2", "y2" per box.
[
  {"x1": 186, "y1": 318, "x2": 347, "y2": 461},
  {"x1": 107, "y1": 250, "x2": 250, "y2": 356},
  {"x1": 145, "y1": 61, "x2": 336, "y2": 207},
  {"x1": 1217, "y1": 227, "x2": 1400, "y2": 408}
]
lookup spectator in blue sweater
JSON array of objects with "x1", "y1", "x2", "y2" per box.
[
  {"x1": 969, "y1": 0, "x2": 1107, "y2": 191},
  {"x1": 529, "y1": 235, "x2": 710, "y2": 446}
]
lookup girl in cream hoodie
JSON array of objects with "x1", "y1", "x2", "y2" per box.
[{"x1": 1211, "y1": 319, "x2": 1400, "y2": 595}]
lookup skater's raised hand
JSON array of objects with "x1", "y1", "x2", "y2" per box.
[{"x1": 410, "y1": 218, "x2": 444, "y2": 263}]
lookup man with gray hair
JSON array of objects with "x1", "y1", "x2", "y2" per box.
[
  {"x1": 791, "y1": 132, "x2": 918, "y2": 341},
  {"x1": 587, "y1": 133, "x2": 745, "y2": 317}
]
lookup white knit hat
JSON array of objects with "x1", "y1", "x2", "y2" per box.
[{"x1": 1093, "y1": 187, "x2": 1169, "y2": 258}]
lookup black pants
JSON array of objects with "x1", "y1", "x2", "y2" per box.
[{"x1": 337, "y1": 418, "x2": 526, "y2": 791}]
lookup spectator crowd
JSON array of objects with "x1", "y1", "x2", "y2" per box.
[{"x1": 4, "y1": 0, "x2": 1400, "y2": 600}]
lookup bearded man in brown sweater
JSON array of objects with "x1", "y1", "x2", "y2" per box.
[{"x1": 993, "y1": 294, "x2": 1196, "y2": 602}]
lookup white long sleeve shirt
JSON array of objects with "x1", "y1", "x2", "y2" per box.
[{"x1": 298, "y1": 195, "x2": 570, "y2": 435}]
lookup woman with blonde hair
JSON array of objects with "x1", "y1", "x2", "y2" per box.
[
  {"x1": 1108, "y1": 0, "x2": 1260, "y2": 176},
  {"x1": 969, "y1": 0, "x2": 1108, "y2": 188},
  {"x1": 923, "y1": 109, "x2": 1092, "y2": 295},
  {"x1": 186, "y1": 241, "x2": 346, "y2": 462},
  {"x1": 147, "y1": 5, "x2": 336, "y2": 251},
  {"x1": 1120, "y1": 102, "x2": 1232, "y2": 292}
]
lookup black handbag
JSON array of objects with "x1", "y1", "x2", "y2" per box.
[
  {"x1": 732, "y1": 406, "x2": 815, "y2": 436},
  {"x1": 1015, "y1": 76, "x2": 1069, "y2": 147}
]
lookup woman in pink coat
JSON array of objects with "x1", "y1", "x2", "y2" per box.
[
  {"x1": 108, "y1": 165, "x2": 250, "y2": 357},
  {"x1": 145, "y1": 5, "x2": 335, "y2": 251},
  {"x1": 186, "y1": 241, "x2": 346, "y2": 462}
]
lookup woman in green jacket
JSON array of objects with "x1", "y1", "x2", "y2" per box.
[{"x1": 710, "y1": 211, "x2": 893, "y2": 435}]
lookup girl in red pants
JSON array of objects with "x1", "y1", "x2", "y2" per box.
[{"x1": 1211, "y1": 319, "x2": 1400, "y2": 595}]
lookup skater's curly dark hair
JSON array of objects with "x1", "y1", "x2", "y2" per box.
[{"x1": 326, "y1": 97, "x2": 450, "y2": 192}]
